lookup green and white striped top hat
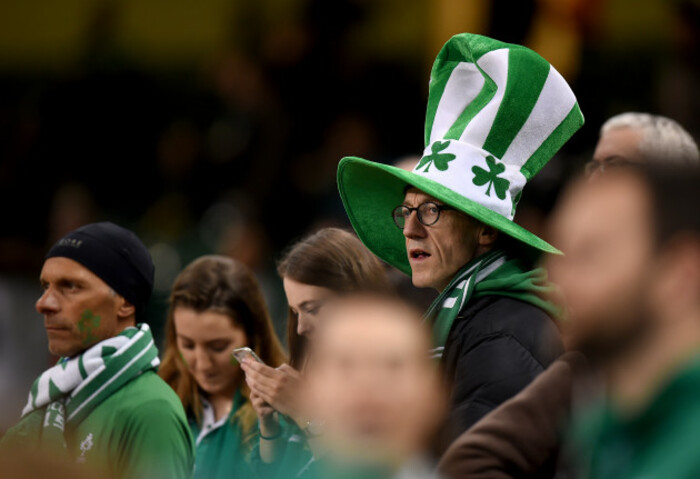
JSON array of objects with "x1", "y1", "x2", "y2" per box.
[{"x1": 337, "y1": 33, "x2": 584, "y2": 275}]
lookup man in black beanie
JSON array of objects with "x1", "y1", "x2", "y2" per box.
[{"x1": 0, "y1": 222, "x2": 194, "y2": 479}]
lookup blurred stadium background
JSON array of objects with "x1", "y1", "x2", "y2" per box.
[{"x1": 0, "y1": 0, "x2": 697, "y2": 430}]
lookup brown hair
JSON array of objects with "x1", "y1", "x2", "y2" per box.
[
  {"x1": 159, "y1": 255, "x2": 286, "y2": 443},
  {"x1": 277, "y1": 228, "x2": 392, "y2": 368}
]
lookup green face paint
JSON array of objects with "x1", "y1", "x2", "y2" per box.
[{"x1": 78, "y1": 309, "x2": 101, "y2": 346}]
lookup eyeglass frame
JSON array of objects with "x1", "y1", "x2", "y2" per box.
[
  {"x1": 584, "y1": 155, "x2": 635, "y2": 177},
  {"x1": 392, "y1": 202, "x2": 456, "y2": 229}
]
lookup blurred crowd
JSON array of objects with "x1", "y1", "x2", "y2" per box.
[{"x1": 0, "y1": 0, "x2": 699, "y2": 478}]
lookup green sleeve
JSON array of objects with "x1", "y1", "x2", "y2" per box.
[
  {"x1": 0, "y1": 410, "x2": 43, "y2": 452},
  {"x1": 114, "y1": 399, "x2": 195, "y2": 479}
]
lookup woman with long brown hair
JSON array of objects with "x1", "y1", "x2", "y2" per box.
[
  {"x1": 159, "y1": 255, "x2": 286, "y2": 479},
  {"x1": 240, "y1": 227, "x2": 392, "y2": 477}
]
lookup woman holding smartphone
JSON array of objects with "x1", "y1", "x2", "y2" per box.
[
  {"x1": 160, "y1": 255, "x2": 286, "y2": 479},
  {"x1": 241, "y1": 228, "x2": 392, "y2": 477}
]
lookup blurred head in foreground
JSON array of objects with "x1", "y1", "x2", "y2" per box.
[
  {"x1": 550, "y1": 162, "x2": 700, "y2": 478},
  {"x1": 305, "y1": 295, "x2": 446, "y2": 471},
  {"x1": 549, "y1": 163, "x2": 700, "y2": 388},
  {"x1": 0, "y1": 447, "x2": 112, "y2": 479},
  {"x1": 587, "y1": 113, "x2": 699, "y2": 178}
]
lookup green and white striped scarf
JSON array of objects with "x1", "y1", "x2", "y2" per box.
[
  {"x1": 425, "y1": 249, "x2": 560, "y2": 359},
  {"x1": 3, "y1": 323, "x2": 159, "y2": 451}
]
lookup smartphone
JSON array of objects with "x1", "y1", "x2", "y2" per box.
[{"x1": 232, "y1": 347, "x2": 265, "y2": 365}]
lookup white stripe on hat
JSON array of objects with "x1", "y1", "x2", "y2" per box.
[
  {"x1": 429, "y1": 62, "x2": 484, "y2": 145},
  {"x1": 500, "y1": 65, "x2": 578, "y2": 168},
  {"x1": 459, "y1": 48, "x2": 510, "y2": 147},
  {"x1": 416, "y1": 140, "x2": 527, "y2": 219}
]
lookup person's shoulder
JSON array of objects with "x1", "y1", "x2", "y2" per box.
[
  {"x1": 75, "y1": 370, "x2": 191, "y2": 459},
  {"x1": 120, "y1": 369, "x2": 180, "y2": 399},
  {"x1": 451, "y1": 296, "x2": 563, "y2": 362},
  {"x1": 458, "y1": 295, "x2": 555, "y2": 335},
  {"x1": 101, "y1": 370, "x2": 187, "y2": 421}
]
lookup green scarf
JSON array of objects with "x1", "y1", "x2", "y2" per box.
[
  {"x1": 425, "y1": 250, "x2": 560, "y2": 359},
  {"x1": 0, "y1": 324, "x2": 160, "y2": 452}
]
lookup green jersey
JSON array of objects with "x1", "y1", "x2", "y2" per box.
[
  {"x1": 572, "y1": 355, "x2": 700, "y2": 479},
  {"x1": 189, "y1": 389, "x2": 256, "y2": 479},
  {"x1": 70, "y1": 370, "x2": 195, "y2": 479}
]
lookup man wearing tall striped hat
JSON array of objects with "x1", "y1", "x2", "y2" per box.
[{"x1": 337, "y1": 33, "x2": 584, "y2": 442}]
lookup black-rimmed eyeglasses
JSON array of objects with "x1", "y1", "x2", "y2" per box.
[{"x1": 392, "y1": 202, "x2": 455, "y2": 229}]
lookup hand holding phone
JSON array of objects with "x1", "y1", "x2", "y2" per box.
[{"x1": 232, "y1": 347, "x2": 264, "y2": 365}]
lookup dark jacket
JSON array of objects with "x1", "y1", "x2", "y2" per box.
[
  {"x1": 438, "y1": 352, "x2": 588, "y2": 479},
  {"x1": 442, "y1": 295, "x2": 564, "y2": 443}
]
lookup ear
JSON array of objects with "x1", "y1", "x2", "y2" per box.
[
  {"x1": 477, "y1": 224, "x2": 499, "y2": 247},
  {"x1": 655, "y1": 236, "x2": 700, "y2": 314},
  {"x1": 115, "y1": 295, "x2": 136, "y2": 321}
]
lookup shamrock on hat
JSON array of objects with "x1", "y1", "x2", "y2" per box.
[{"x1": 337, "y1": 33, "x2": 584, "y2": 275}]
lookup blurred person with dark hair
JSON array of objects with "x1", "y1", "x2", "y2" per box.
[
  {"x1": 159, "y1": 256, "x2": 287, "y2": 479},
  {"x1": 436, "y1": 116, "x2": 700, "y2": 479},
  {"x1": 303, "y1": 294, "x2": 447, "y2": 479},
  {"x1": 0, "y1": 222, "x2": 194, "y2": 479},
  {"x1": 240, "y1": 227, "x2": 391, "y2": 478},
  {"x1": 548, "y1": 164, "x2": 700, "y2": 478},
  {"x1": 337, "y1": 33, "x2": 583, "y2": 442},
  {"x1": 587, "y1": 112, "x2": 699, "y2": 177}
]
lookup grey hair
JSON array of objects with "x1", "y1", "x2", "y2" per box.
[{"x1": 601, "y1": 112, "x2": 699, "y2": 165}]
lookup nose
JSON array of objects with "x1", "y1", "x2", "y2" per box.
[
  {"x1": 36, "y1": 288, "x2": 60, "y2": 315},
  {"x1": 297, "y1": 315, "x2": 313, "y2": 338},
  {"x1": 194, "y1": 347, "x2": 213, "y2": 371},
  {"x1": 402, "y1": 210, "x2": 427, "y2": 240}
]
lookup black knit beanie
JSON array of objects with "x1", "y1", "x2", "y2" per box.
[{"x1": 45, "y1": 222, "x2": 155, "y2": 321}]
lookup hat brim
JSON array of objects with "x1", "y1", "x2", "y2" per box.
[{"x1": 337, "y1": 156, "x2": 561, "y2": 275}]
